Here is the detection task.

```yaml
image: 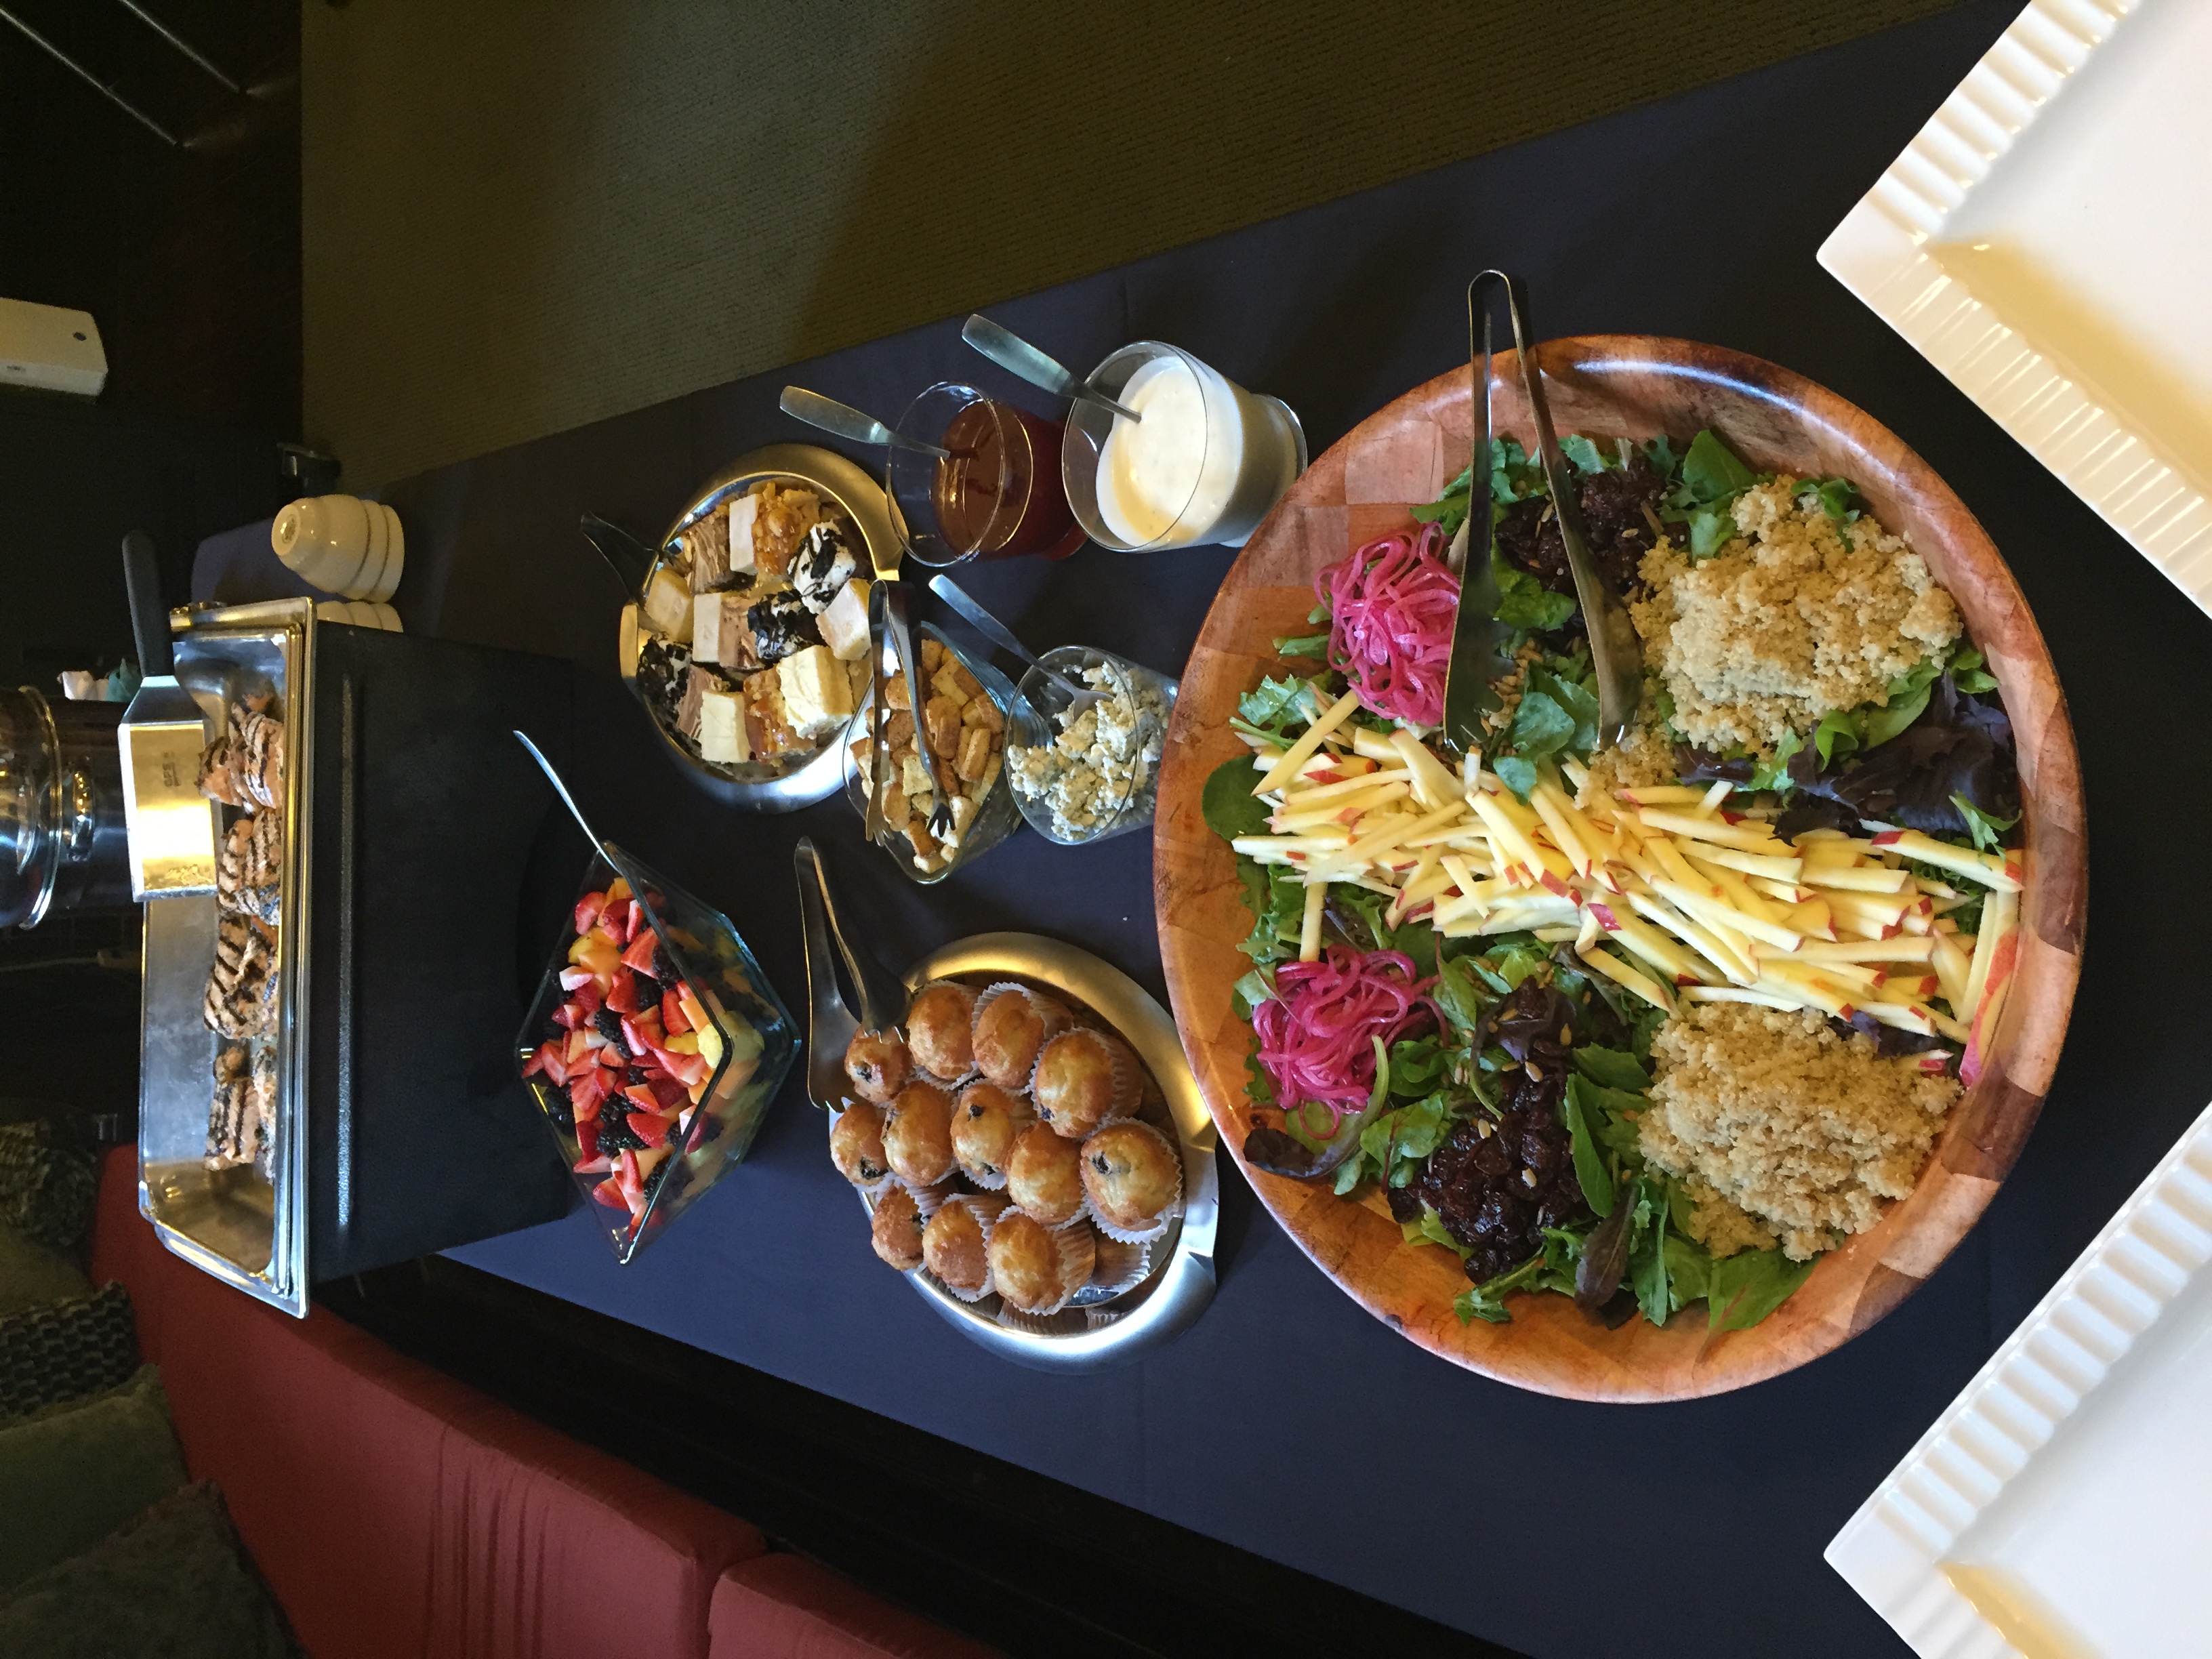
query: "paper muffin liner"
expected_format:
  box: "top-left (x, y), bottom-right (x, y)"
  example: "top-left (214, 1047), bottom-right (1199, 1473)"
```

top-left (924, 1192), bottom-right (1009, 1303)
top-left (897, 1174), bottom-right (960, 1217)
top-left (989, 1212), bottom-right (1098, 1318)
top-left (905, 979), bottom-right (979, 1083)
top-left (994, 1305), bottom-right (1076, 1337)
top-left (1085, 1229), bottom-right (1154, 1297)
top-left (951, 1081), bottom-right (1037, 1191)
top-left (1029, 1027), bottom-right (1141, 1140)
top-left (971, 981), bottom-right (1073, 1088)
top-left (1080, 1120), bottom-right (1186, 1246)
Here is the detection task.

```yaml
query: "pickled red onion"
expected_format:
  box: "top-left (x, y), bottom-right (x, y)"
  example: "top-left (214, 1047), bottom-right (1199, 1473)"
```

top-left (1253, 945), bottom-right (1440, 1139)
top-left (1319, 523), bottom-right (1459, 727)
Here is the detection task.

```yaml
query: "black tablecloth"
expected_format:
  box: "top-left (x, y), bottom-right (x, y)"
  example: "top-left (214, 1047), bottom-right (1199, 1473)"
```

top-left (196, 6), bottom-right (2209, 1654)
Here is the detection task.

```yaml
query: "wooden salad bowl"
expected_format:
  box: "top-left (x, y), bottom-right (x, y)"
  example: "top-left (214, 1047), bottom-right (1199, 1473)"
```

top-left (1152, 337), bottom-right (2086, 1401)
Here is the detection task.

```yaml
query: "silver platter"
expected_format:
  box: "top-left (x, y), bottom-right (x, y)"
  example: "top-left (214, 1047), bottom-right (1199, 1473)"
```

top-left (843, 932), bottom-right (1218, 1372)
top-left (139, 597), bottom-right (316, 1319)
top-left (619, 443), bottom-right (893, 813)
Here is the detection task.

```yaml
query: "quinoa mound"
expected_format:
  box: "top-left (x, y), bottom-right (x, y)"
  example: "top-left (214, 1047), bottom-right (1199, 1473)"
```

top-left (1637, 1003), bottom-right (1959, 1261)
top-left (1629, 479), bottom-right (1961, 754)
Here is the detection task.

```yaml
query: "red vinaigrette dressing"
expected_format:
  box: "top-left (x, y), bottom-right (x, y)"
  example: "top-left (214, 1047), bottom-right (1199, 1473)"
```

top-left (931, 400), bottom-right (1084, 560)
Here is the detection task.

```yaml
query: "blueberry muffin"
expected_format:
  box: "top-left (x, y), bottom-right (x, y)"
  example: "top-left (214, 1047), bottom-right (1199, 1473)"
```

top-left (1079, 1119), bottom-right (1183, 1240)
top-left (844, 1027), bottom-right (911, 1105)
top-left (882, 1080), bottom-right (956, 1187)
top-left (830, 1102), bottom-right (892, 1188)
top-left (870, 1185), bottom-right (926, 1271)
top-left (1004, 1122), bottom-right (1087, 1228)
top-left (971, 983), bottom-right (1071, 1092)
top-left (1031, 1027), bottom-right (1139, 1139)
top-left (987, 1211), bottom-right (1097, 1315)
top-left (922, 1193), bottom-right (1008, 1301)
top-left (906, 981), bottom-right (979, 1080)
top-left (950, 1081), bottom-right (1035, 1189)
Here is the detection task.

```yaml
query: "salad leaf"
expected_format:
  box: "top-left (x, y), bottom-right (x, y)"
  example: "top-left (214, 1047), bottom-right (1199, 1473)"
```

top-left (1238, 861), bottom-right (1306, 968)
top-left (1456, 1250), bottom-right (1547, 1324)
top-left (1357, 1090), bottom-right (1456, 1191)
top-left (1746, 729), bottom-right (1801, 794)
top-left (1388, 1036), bottom-right (1448, 1099)
top-left (1706, 1247), bottom-right (1818, 1332)
top-left (1273, 631), bottom-right (1330, 660)
top-left (1233, 675), bottom-right (1326, 742)
top-left (1230, 967), bottom-right (1273, 1017)
top-left (1641, 435), bottom-right (1679, 476)
top-left (1952, 793), bottom-right (2018, 853)
top-left (1409, 1204), bottom-right (1473, 1260)
top-left (1686, 509), bottom-right (1740, 560)
top-left (1528, 663), bottom-right (1601, 753)
top-left (1572, 1045), bottom-right (1650, 1092)
top-left (1559, 433), bottom-right (1610, 476)
top-left (1562, 1079), bottom-right (1615, 1218)
top-left (1491, 754), bottom-right (1539, 802)
top-left (1471, 935), bottom-right (1549, 994)
top-left (1489, 437), bottom-right (1543, 506)
top-left (1433, 954), bottom-right (1491, 1033)
top-left (1796, 476), bottom-right (1861, 525)
top-left (1678, 430), bottom-right (1758, 504)
top-left (1948, 647), bottom-right (1999, 695)
top-left (1574, 1189), bottom-right (1633, 1309)
top-left (1814, 709), bottom-right (1860, 770)
top-left (1491, 550), bottom-right (1578, 633)
top-left (1507, 691), bottom-right (1576, 760)
top-left (1201, 757), bottom-right (1271, 841)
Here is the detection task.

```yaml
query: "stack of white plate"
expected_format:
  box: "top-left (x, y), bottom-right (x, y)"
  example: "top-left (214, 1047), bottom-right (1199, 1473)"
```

top-left (271, 495), bottom-right (403, 602)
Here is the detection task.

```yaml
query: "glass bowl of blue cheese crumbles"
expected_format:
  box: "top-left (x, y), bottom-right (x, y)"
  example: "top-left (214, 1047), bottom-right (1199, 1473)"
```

top-left (1007, 647), bottom-right (1176, 846)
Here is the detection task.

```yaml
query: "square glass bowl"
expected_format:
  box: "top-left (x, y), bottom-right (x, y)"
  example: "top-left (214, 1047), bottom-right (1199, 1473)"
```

top-left (1006, 645), bottom-right (1178, 846)
top-left (515, 844), bottom-right (798, 1262)
top-left (840, 622), bottom-right (1038, 884)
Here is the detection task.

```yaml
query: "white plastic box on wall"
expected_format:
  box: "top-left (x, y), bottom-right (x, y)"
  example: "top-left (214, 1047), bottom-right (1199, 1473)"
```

top-left (0, 296), bottom-right (108, 397)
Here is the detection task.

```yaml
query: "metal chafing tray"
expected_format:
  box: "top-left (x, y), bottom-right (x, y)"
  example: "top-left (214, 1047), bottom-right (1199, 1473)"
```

top-left (138, 598), bottom-right (579, 1316)
top-left (140, 599), bottom-right (311, 1315)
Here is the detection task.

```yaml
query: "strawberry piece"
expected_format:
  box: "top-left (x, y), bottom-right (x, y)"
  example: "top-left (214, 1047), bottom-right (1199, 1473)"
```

top-left (572, 979), bottom-right (605, 1015)
top-left (573, 1153), bottom-right (613, 1176)
top-left (655, 1048), bottom-right (709, 1089)
top-left (558, 966), bottom-right (594, 991)
top-left (520, 1042), bottom-right (550, 1078)
top-left (648, 1074), bottom-right (688, 1113)
top-left (590, 1177), bottom-right (628, 1210)
top-left (573, 892), bottom-right (606, 935)
top-left (575, 1118), bottom-right (600, 1160)
top-left (550, 1003), bottom-right (579, 1031)
top-left (628, 1111), bottom-right (670, 1148)
top-left (624, 901), bottom-right (646, 945)
top-left (623, 1083), bottom-right (659, 1111)
top-left (661, 989), bottom-right (689, 1034)
top-left (620, 933), bottom-right (659, 975)
top-left (605, 973), bottom-right (640, 1015)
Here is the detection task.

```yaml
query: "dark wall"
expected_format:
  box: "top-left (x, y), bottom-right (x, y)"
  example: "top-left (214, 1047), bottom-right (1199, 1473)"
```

top-left (0, 0), bottom-right (301, 684)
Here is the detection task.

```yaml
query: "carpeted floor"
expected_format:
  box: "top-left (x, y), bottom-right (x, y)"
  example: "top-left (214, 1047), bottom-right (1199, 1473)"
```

top-left (302, 0), bottom-right (1962, 489)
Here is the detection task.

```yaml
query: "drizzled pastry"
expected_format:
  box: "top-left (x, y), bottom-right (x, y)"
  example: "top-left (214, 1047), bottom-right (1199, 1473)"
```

top-left (216, 811), bottom-right (282, 924)
top-left (203, 914), bottom-right (276, 1038)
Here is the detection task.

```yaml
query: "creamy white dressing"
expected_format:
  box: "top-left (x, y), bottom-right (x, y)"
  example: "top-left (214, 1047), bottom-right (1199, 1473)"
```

top-left (1095, 355), bottom-right (1242, 547)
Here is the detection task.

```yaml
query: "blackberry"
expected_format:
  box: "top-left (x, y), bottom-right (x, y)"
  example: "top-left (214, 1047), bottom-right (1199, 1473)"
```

top-left (625, 1065), bottom-right (649, 1087)
top-left (652, 944), bottom-right (678, 985)
top-left (544, 1097), bottom-right (574, 1132)
top-left (631, 970), bottom-right (661, 1007)
top-left (593, 1007), bottom-right (629, 1050)
top-left (598, 1109), bottom-right (644, 1153)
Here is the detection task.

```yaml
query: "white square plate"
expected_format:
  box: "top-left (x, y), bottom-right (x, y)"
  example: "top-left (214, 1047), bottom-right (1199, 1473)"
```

top-left (1826, 1094), bottom-right (2212, 1658)
top-left (1818, 0), bottom-right (2212, 616)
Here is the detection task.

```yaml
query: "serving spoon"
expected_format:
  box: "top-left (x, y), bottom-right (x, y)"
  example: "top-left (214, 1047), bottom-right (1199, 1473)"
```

top-left (960, 314), bottom-right (1142, 425)
top-left (779, 386), bottom-right (949, 459)
top-left (926, 574), bottom-right (1097, 717)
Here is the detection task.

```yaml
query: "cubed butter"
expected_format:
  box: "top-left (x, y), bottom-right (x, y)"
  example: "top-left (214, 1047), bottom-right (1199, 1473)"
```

top-left (698, 688), bottom-right (750, 764)
top-left (777, 643), bottom-right (855, 739)
top-left (817, 577), bottom-right (872, 661)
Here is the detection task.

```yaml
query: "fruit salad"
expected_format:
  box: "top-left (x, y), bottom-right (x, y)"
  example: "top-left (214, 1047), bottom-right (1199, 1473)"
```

top-left (520, 874), bottom-right (758, 1227)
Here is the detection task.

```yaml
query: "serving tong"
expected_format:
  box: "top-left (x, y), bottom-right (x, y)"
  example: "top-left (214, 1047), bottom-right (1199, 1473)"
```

top-left (1441, 271), bottom-right (1643, 756)
top-left (794, 837), bottom-right (909, 1112)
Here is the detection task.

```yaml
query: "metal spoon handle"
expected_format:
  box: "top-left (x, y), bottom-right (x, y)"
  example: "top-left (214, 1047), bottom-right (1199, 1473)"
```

top-left (794, 838), bottom-right (859, 1109)
top-left (779, 386), bottom-right (949, 459)
top-left (960, 314), bottom-right (1142, 424)
top-left (513, 731), bottom-right (602, 848)
top-left (926, 575), bottom-right (1088, 703)
top-left (802, 834), bottom-right (907, 1033)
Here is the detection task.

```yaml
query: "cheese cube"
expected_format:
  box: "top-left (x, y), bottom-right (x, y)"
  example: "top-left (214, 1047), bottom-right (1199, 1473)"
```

top-left (642, 568), bottom-right (691, 641)
top-left (729, 493), bottom-right (760, 576)
top-left (697, 689), bottom-right (750, 764)
top-left (693, 593), bottom-right (745, 665)
top-left (778, 644), bottom-right (855, 739)
top-left (818, 578), bottom-right (872, 661)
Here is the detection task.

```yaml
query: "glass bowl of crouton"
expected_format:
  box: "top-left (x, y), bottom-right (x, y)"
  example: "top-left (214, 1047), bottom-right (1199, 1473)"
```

top-left (840, 623), bottom-right (1042, 883)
